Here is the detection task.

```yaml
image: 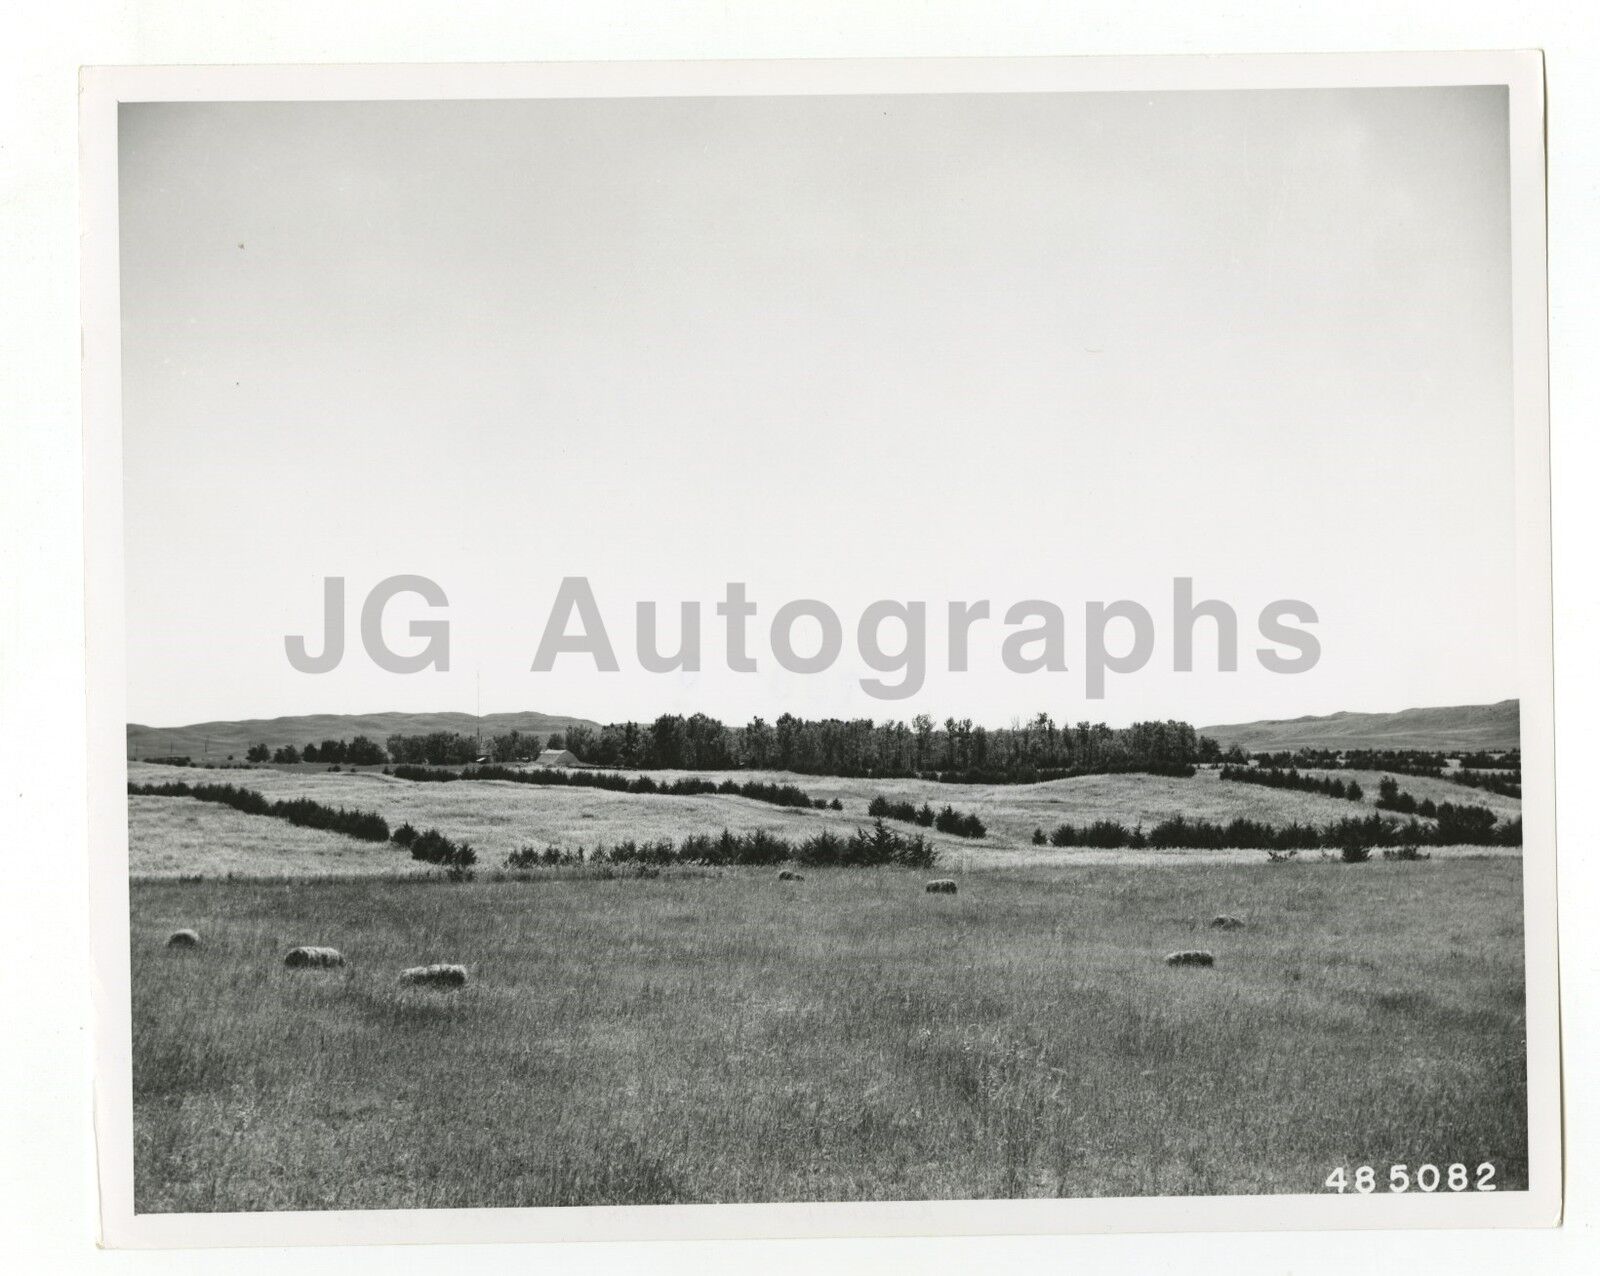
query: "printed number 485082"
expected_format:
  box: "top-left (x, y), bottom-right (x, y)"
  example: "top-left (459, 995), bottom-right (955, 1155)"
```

top-left (1324, 1163), bottom-right (1496, 1193)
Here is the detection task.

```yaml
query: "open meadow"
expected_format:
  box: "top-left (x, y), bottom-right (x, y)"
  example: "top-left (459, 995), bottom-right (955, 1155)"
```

top-left (132, 858), bottom-right (1527, 1210)
top-left (126, 759), bottom-right (1528, 1209)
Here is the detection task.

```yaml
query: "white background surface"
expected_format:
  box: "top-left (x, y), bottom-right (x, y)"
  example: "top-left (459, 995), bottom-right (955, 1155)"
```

top-left (2, 3), bottom-right (1595, 1272)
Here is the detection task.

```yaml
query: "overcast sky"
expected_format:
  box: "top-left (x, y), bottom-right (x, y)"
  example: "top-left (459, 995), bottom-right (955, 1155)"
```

top-left (118, 88), bottom-right (1515, 729)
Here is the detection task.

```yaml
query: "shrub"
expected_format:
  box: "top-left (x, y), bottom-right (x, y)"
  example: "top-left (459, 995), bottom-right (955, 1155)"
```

top-left (867, 795), bottom-right (986, 838)
top-left (408, 827), bottom-right (476, 871)
top-left (1433, 802), bottom-right (1501, 845)
top-left (504, 843), bottom-right (583, 869)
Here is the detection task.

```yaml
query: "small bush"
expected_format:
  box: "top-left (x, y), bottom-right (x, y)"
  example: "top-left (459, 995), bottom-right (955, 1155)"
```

top-left (867, 794), bottom-right (986, 838)
top-left (409, 827), bottom-right (476, 872)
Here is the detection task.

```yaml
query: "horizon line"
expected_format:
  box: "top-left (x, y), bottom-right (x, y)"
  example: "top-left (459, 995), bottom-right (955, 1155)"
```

top-left (126, 696), bottom-right (1521, 736)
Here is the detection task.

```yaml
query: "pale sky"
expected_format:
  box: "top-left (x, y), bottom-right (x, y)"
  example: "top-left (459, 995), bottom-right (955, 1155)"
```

top-left (118, 88), bottom-right (1516, 729)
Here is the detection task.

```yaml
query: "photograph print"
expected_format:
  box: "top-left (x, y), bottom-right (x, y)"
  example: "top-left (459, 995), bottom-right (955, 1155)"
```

top-left (84, 54), bottom-right (1558, 1243)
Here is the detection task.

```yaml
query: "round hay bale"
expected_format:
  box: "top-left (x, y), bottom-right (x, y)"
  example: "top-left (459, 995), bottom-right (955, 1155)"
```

top-left (924, 879), bottom-right (958, 894)
top-left (1165, 950), bottom-right (1215, 968)
top-left (1209, 915), bottom-right (1245, 930)
top-left (399, 963), bottom-right (468, 989)
top-left (284, 945), bottom-right (345, 969)
top-left (166, 928), bottom-right (200, 948)
top-left (777, 869), bottom-right (805, 882)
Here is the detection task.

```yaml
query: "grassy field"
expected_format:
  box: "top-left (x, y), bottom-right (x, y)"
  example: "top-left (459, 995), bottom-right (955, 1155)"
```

top-left (128, 760), bottom-right (1520, 875)
top-left (129, 796), bottom-right (408, 877)
top-left (131, 857), bottom-right (1526, 1211)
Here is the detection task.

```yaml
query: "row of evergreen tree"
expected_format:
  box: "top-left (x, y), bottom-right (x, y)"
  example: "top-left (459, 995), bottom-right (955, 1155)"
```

top-left (1450, 769), bottom-right (1522, 799)
top-left (1457, 751), bottom-right (1522, 771)
top-left (504, 821), bottom-right (938, 871)
top-left (128, 781), bottom-right (390, 842)
top-left (1370, 778), bottom-right (1514, 840)
top-left (389, 763), bottom-right (837, 811)
top-left (1251, 748), bottom-right (1447, 777)
top-left (1034, 805), bottom-right (1518, 851)
top-left (1219, 765), bottom-right (1364, 801)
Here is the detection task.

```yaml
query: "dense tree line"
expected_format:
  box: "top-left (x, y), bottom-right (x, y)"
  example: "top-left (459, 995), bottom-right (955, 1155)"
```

top-left (389, 763), bottom-right (836, 811)
top-left (503, 820), bottom-right (937, 871)
top-left (1219, 765), bottom-right (1363, 801)
top-left (563, 713), bottom-right (1217, 779)
top-left (384, 732), bottom-right (485, 766)
top-left (128, 780), bottom-right (390, 842)
top-left (235, 713), bottom-right (1221, 782)
top-left (1039, 805), bottom-right (1518, 852)
top-left (485, 729), bottom-right (544, 762)
top-left (866, 796), bottom-right (986, 838)
top-left (309, 736), bottom-right (386, 765)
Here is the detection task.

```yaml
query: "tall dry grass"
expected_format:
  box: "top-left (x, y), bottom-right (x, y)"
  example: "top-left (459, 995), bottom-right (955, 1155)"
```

top-left (132, 858), bottom-right (1527, 1210)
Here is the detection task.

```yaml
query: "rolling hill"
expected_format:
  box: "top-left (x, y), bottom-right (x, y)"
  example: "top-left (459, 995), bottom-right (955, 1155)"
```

top-left (126, 710), bottom-right (600, 761)
top-left (1200, 699), bottom-right (1519, 752)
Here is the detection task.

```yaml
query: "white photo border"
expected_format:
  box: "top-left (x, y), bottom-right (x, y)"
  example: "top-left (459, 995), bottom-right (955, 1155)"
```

top-left (80, 50), bottom-right (1559, 1248)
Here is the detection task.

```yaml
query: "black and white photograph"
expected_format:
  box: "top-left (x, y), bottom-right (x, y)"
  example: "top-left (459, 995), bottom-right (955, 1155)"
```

top-left (75, 52), bottom-right (1559, 1247)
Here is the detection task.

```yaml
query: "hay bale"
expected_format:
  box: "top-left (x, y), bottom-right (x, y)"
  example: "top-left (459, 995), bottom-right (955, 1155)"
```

top-left (1209, 915), bottom-right (1245, 930)
top-left (925, 879), bottom-right (958, 894)
top-left (777, 869), bottom-right (805, 882)
top-left (399, 963), bottom-right (468, 988)
top-left (1165, 950), bottom-right (1215, 967)
top-left (284, 945), bottom-right (345, 969)
top-left (166, 928), bottom-right (200, 948)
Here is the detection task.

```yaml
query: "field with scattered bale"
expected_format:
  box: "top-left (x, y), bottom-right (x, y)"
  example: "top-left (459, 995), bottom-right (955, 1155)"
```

top-left (130, 856), bottom-right (1527, 1211)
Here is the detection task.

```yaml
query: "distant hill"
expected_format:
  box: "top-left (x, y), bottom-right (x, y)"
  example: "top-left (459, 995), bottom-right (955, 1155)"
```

top-left (126, 710), bottom-right (601, 761)
top-left (1201, 700), bottom-right (1519, 752)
